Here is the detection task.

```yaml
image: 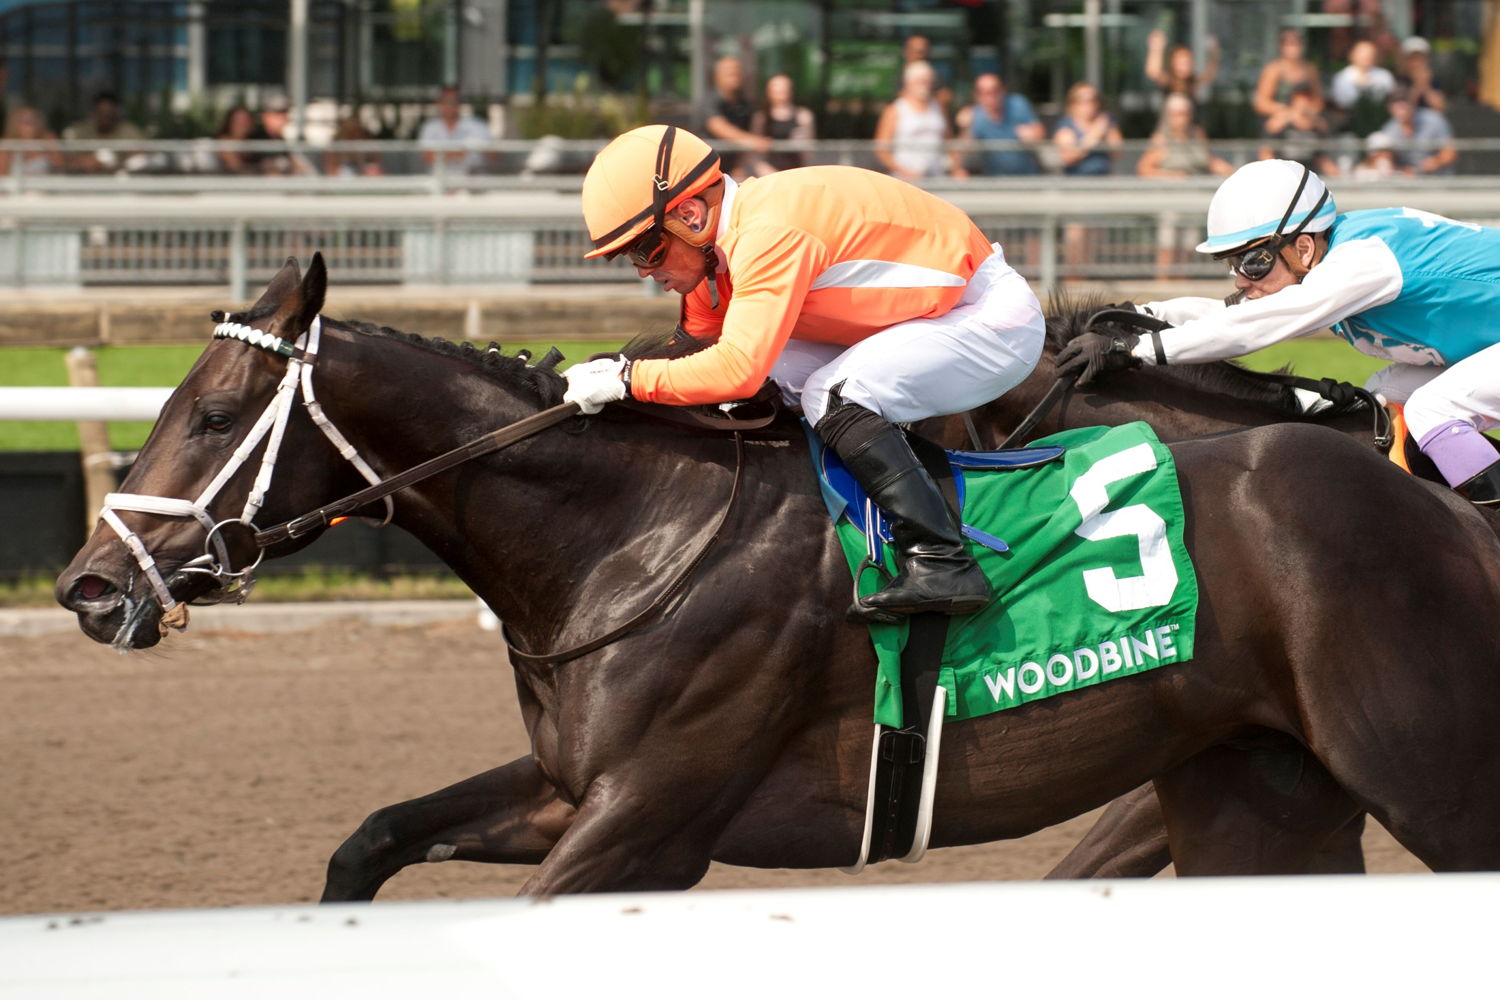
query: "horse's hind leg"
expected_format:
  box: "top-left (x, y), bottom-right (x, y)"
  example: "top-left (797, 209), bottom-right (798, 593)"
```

top-left (1047, 781), bottom-right (1367, 879)
top-left (1045, 784), bottom-right (1172, 879)
top-left (322, 755), bottom-right (573, 902)
top-left (1155, 739), bottom-right (1363, 876)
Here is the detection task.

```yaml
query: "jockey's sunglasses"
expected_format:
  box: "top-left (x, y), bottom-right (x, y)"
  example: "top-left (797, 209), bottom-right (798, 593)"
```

top-left (1218, 242), bottom-right (1281, 282)
top-left (621, 226), bottom-right (670, 269)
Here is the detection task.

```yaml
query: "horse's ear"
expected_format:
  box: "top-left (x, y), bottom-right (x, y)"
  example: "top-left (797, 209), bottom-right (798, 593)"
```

top-left (251, 257), bottom-right (303, 313)
top-left (297, 252), bottom-right (328, 331)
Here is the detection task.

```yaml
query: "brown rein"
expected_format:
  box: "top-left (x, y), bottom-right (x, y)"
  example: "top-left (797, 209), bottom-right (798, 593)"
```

top-left (504, 430), bottom-right (747, 666)
top-left (253, 395), bottom-right (776, 667)
top-left (254, 402), bottom-right (584, 547)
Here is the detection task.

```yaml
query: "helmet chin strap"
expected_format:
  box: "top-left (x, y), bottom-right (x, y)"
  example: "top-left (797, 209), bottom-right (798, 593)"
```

top-left (701, 244), bottom-right (720, 308)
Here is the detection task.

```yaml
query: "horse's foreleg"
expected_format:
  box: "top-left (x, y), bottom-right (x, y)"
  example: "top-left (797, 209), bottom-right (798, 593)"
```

top-left (1155, 740), bottom-right (1362, 876)
top-left (1044, 783), bottom-right (1171, 879)
top-left (321, 755), bottom-right (573, 902)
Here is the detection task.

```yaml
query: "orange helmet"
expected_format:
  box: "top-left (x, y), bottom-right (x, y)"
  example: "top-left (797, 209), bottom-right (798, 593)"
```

top-left (581, 124), bottom-right (724, 260)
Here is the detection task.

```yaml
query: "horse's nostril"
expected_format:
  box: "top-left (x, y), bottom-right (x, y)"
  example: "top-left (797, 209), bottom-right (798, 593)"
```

top-left (75, 575), bottom-right (113, 601)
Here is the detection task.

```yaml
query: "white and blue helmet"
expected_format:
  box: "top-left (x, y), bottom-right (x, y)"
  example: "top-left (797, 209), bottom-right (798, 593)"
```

top-left (1195, 159), bottom-right (1337, 255)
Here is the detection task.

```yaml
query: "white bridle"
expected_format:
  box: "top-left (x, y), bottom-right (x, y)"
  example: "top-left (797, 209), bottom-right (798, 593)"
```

top-left (100, 315), bottom-right (393, 612)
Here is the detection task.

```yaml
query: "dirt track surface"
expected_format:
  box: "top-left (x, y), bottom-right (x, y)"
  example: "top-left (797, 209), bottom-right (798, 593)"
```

top-left (2, 619), bottom-right (1424, 915)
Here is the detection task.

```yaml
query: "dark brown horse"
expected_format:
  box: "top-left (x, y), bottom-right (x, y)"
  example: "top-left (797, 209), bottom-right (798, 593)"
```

top-left (930, 296), bottom-right (1440, 879)
top-left (56, 261), bottom-right (1500, 896)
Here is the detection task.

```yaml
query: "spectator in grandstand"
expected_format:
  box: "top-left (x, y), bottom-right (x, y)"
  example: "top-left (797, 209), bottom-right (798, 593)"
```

top-left (1253, 29), bottom-right (1324, 122)
top-left (1351, 130), bottom-right (1399, 180)
top-left (63, 90), bottom-right (145, 174)
top-left (258, 95), bottom-right (314, 176)
top-left (214, 105), bottom-right (264, 175)
top-left (324, 113), bottom-right (383, 177)
top-left (1258, 82), bottom-right (1339, 176)
top-left (1144, 29), bottom-right (1219, 107)
top-left (749, 73), bottom-right (815, 175)
top-left (1328, 39), bottom-right (1397, 135)
top-left (417, 84), bottom-right (492, 175)
top-left (1137, 95), bottom-right (1233, 180)
top-left (1376, 85), bottom-right (1457, 176)
top-left (1138, 94), bottom-right (1233, 279)
top-left (703, 55), bottom-right (767, 180)
top-left (956, 72), bottom-right (1042, 176)
top-left (899, 33), bottom-right (953, 111)
top-left (1053, 81), bottom-right (1121, 279)
top-left (0, 104), bottom-right (61, 175)
top-left (1396, 36), bottom-right (1447, 112)
top-left (1052, 81), bottom-right (1121, 176)
top-left (874, 60), bottom-right (966, 180)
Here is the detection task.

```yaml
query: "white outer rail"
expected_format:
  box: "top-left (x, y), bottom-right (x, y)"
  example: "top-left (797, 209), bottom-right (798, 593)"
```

top-left (0, 387), bottom-right (172, 422)
top-left (0, 875), bottom-right (1490, 998)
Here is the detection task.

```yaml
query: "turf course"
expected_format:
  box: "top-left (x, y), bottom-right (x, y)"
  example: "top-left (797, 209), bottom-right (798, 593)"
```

top-left (0, 339), bottom-right (619, 450)
top-left (1, 336), bottom-right (1389, 451)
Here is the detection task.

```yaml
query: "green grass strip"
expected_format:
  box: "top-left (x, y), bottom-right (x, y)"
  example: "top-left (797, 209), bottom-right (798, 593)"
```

top-left (0, 338), bottom-right (626, 451)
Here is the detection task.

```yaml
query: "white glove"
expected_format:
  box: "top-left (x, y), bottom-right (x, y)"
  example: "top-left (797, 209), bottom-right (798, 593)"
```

top-left (562, 356), bottom-right (627, 414)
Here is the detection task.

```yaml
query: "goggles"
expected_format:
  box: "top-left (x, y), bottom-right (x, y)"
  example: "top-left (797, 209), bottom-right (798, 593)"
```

top-left (620, 226), bottom-right (670, 269)
top-left (1213, 164), bottom-right (1329, 283)
top-left (1219, 242), bottom-right (1282, 281)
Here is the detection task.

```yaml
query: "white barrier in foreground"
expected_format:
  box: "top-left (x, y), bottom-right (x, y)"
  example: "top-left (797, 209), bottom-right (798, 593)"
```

top-left (0, 875), bottom-right (1492, 998)
top-left (0, 387), bottom-right (172, 422)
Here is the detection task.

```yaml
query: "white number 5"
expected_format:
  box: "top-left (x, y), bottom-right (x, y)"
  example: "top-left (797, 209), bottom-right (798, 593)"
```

top-left (1069, 443), bottom-right (1179, 612)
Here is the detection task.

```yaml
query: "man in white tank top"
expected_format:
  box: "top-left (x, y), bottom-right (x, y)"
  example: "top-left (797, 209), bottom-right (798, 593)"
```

top-left (875, 61), bottom-right (965, 180)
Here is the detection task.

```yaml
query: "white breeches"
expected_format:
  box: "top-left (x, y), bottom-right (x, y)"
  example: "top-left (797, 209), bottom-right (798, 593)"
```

top-left (768, 247), bottom-right (1045, 427)
top-left (1364, 341), bottom-right (1500, 440)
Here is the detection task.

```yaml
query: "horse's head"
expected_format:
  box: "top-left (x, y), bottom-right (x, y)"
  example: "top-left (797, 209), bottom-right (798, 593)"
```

top-left (56, 253), bottom-right (364, 649)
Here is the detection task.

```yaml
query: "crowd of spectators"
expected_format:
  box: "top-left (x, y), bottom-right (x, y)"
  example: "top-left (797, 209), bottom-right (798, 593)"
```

top-left (0, 29), bottom-right (1464, 183)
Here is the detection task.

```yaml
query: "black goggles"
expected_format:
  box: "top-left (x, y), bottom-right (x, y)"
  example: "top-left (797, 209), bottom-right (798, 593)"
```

top-left (1218, 242), bottom-right (1282, 281)
top-left (620, 226), bottom-right (670, 269)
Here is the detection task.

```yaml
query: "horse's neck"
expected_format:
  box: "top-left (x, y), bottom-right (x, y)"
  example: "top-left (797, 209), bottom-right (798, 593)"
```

top-left (317, 332), bottom-right (793, 651)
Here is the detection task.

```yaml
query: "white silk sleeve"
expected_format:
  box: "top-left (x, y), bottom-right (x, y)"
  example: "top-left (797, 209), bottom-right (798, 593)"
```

top-left (1139, 297), bottom-right (1228, 326)
top-left (1129, 237), bottom-right (1405, 365)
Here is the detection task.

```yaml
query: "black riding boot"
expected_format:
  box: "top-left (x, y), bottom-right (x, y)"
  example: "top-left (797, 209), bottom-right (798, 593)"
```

top-left (1456, 460), bottom-right (1500, 505)
top-left (816, 399), bottom-right (991, 623)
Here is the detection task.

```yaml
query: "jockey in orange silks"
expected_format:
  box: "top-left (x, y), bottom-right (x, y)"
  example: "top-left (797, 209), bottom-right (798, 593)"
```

top-left (564, 125), bottom-right (1046, 622)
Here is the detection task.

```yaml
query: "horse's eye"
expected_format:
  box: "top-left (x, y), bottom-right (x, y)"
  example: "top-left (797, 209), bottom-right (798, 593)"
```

top-left (203, 412), bottom-right (234, 434)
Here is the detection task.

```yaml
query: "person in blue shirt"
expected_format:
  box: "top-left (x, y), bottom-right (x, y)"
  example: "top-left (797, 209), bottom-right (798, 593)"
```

top-left (1057, 158), bottom-right (1500, 505)
top-left (957, 73), bottom-right (1043, 176)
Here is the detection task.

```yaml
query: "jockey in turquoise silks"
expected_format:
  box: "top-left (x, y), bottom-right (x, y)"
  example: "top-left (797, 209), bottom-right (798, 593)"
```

top-left (1058, 158), bottom-right (1500, 505)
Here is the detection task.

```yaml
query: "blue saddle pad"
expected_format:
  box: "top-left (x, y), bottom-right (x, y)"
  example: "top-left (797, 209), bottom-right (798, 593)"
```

top-left (808, 425), bottom-right (1064, 557)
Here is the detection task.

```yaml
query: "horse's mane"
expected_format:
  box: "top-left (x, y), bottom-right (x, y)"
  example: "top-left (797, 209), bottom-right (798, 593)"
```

top-left (1045, 291), bottom-right (1302, 417)
top-left (327, 318), bottom-right (714, 410)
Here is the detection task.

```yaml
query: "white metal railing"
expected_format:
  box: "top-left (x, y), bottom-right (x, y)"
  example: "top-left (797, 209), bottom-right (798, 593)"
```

top-left (1, 162), bottom-right (1497, 296)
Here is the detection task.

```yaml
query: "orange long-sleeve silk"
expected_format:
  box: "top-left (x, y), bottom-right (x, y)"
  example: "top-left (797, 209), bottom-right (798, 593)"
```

top-left (629, 165), bottom-right (996, 405)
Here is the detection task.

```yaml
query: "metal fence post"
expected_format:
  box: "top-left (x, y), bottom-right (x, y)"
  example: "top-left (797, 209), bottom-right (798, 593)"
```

top-left (1040, 216), bottom-right (1058, 292)
top-left (229, 219), bottom-right (248, 302)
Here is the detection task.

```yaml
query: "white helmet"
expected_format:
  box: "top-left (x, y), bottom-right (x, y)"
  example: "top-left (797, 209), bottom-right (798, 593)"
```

top-left (1196, 159), bottom-right (1337, 255)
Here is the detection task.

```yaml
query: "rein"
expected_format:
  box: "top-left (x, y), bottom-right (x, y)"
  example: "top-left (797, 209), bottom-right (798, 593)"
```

top-left (1226, 367), bottom-right (1393, 449)
top-left (1010, 308), bottom-right (1394, 451)
top-left (103, 316), bottom-right (394, 612)
top-left (503, 432), bottom-right (748, 666)
top-left (253, 397), bottom-right (777, 546)
top-left (254, 395), bottom-right (767, 667)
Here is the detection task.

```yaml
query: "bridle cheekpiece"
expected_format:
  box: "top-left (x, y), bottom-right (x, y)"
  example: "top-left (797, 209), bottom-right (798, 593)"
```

top-left (99, 314), bottom-right (393, 613)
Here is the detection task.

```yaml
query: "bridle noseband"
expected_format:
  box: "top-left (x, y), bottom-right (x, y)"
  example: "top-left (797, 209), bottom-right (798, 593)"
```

top-left (101, 316), bottom-right (393, 612)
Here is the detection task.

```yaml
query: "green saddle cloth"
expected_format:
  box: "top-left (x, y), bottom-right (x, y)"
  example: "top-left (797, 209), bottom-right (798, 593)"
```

top-left (830, 422), bottom-right (1200, 728)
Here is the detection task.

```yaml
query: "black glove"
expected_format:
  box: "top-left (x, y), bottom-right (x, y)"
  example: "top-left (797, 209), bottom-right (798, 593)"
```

top-left (1055, 331), bottom-right (1142, 386)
